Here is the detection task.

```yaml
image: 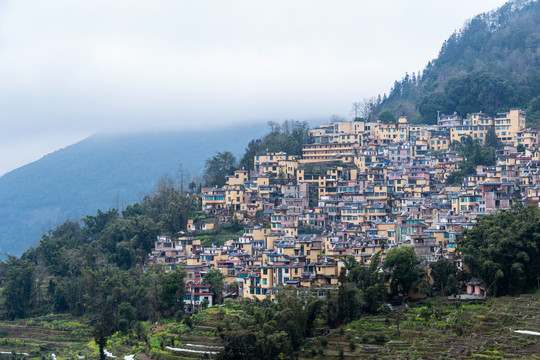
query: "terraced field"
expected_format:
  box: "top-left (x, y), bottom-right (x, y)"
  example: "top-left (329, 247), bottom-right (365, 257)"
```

top-left (298, 293), bottom-right (540, 360)
top-left (1, 293), bottom-right (538, 359)
top-left (0, 315), bottom-right (91, 359)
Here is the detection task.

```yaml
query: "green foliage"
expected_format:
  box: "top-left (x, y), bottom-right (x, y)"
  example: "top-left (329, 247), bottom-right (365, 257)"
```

top-left (458, 203), bottom-right (540, 296)
top-left (203, 270), bottom-right (226, 305)
top-left (377, 110), bottom-right (396, 123)
top-left (203, 151), bottom-right (237, 187)
top-left (446, 135), bottom-right (497, 185)
top-left (238, 120), bottom-right (310, 171)
top-left (429, 259), bottom-right (460, 296)
top-left (0, 177), bottom-right (193, 330)
top-left (383, 247), bottom-right (424, 299)
top-left (326, 254), bottom-right (386, 327)
top-left (1, 256), bottom-right (35, 319)
top-left (418, 92), bottom-right (455, 124)
top-left (375, 1), bottom-right (540, 122)
top-left (445, 71), bottom-right (517, 116)
top-left (218, 290), bottom-right (323, 360)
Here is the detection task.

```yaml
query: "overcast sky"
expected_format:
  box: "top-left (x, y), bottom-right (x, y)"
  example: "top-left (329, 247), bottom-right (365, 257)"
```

top-left (0, 0), bottom-right (508, 176)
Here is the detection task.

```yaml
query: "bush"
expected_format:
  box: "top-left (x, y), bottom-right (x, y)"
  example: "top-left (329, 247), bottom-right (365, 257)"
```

top-left (320, 338), bottom-right (328, 348)
top-left (362, 334), bottom-right (371, 343)
top-left (349, 339), bottom-right (356, 351)
top-left (375, 333), bottom-right (388, 344)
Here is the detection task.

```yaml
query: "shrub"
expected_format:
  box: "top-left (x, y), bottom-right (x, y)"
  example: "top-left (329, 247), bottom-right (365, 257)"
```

top-left (375, 333), bottom-right (388, 344)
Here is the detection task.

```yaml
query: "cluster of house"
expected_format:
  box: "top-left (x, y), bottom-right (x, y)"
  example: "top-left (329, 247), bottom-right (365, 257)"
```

top-left (145, 108), bottom-right (539, 308)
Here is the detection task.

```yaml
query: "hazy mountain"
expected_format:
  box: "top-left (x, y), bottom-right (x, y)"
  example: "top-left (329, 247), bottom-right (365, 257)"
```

top-left (374, 0), bottom-right (540, 124)
top-left (0, 124), bottom-right (267, 256)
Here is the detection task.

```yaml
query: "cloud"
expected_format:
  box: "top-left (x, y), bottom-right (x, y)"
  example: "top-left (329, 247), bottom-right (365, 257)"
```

top-left (0, 0), bottom-right (508, 174)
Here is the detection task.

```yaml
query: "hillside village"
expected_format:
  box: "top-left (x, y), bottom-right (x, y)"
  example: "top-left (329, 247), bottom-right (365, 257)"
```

top-left (145, 108), bottom-right (538, 308)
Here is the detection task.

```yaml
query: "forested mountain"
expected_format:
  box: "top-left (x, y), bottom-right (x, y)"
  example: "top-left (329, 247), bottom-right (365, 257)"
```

top-left (0, 124), bottom-right (267, 256)
top-left (374, 0), bottom-right (540, 124)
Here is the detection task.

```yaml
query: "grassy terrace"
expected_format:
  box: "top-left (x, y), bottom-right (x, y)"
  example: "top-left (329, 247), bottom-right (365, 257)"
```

top-left (299, 293), bottom-right (540, 360)
top-left (0, 293), bottom-right (538, 359)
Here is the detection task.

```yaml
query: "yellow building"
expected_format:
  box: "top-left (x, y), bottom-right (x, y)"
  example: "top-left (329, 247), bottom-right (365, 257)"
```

top-left (494, 109), bottom-right (526, 145)
top-left (254, 152), bottom-right (299, 176)
top-left (202, 188), bottom-right (226, 212)
top-left (516, 128), bottom-right (539, 149)
top-left (225, 188), bottom-right (244, 210)
top-left (429, 136), bottom-right (450, 151)
top-left (409, 125), bottom-right (431, 141)
top-left (450, 112), bottom-right (493, 143)
top-left (226, 170), bottom-right (249, 186)
top-left (300, 142), bottom-right (357, 163)
top-left (375, 117), bottom-right (409, 144)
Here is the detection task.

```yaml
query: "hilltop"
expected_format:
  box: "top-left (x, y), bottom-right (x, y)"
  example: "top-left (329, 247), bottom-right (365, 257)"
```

top-left (0, 124), bottom-right (267, 256)
top-left (374, 0), bottom-right (540, 124)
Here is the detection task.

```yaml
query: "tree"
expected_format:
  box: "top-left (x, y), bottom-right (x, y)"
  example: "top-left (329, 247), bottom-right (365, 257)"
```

top-left (176, 163), bottom-right (190, 194)
top-left (2, 257), bottom-right (35, 319)
top-left (418, 92), bottom-right (455, 125)
top-left (351, 102), bottom-right (362, 120)
top-left (93, 315), bottom-right (114, 360)
top-left (458, 203), bottom-right (540, 296)
top-left (338, 254), bottom-right (386, 316)
top-left (359, 97), bottom-right (377, 122)
top-left (203, 269), bottom-right (226, 305)
top-left (484, 127), bottom-right (502, 150)
top-left (445, 71), bottom-right (517, 116)
top-left (383, 247), bottom-right (424, 299)
top-left (159, 268), bottom-right (186, 318)
top-left (203, 152), bottom-right (237, 188)
top-left (377, 110), bottom-right (396, 124)
top-left (429, 259), bottom-right (459, 296)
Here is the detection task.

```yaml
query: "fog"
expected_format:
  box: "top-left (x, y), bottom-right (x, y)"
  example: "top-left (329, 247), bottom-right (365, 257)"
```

top-left (0, 0), bottom-right (508, 175)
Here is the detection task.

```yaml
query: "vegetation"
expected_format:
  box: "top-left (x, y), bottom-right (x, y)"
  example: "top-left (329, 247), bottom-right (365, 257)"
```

top-left (383, 247), bottom-right (425, 300)
top-left (298, 293), bottom-right (540, 359)
top-left (239, 120), bottom-right (310, 171)
top-left (0, 126), bottom-right (265, 257)
top-left (458, 203), bottom-right (540, 296)
top-left (203, 152), bottom-right (238, 188)
top-left (373, 1), bottom-right (540, 124)
top-left (445, 135), bottom-right (498, 186)
top-left (218, 290), bottom-right (324, 360)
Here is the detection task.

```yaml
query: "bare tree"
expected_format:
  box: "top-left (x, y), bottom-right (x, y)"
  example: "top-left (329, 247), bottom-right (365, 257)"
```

top-left (351, 102), bottom-right (362, 120)
top-left (176, 163), bottom-right (190, 195)
top-left (330, 114), bottom-right (346, 123)
top-left (359, 97), bottom-right (377, 122)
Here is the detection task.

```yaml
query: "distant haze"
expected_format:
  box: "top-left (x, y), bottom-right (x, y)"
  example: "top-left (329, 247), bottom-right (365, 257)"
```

top-left (0, 0), bottom-right (507, 176)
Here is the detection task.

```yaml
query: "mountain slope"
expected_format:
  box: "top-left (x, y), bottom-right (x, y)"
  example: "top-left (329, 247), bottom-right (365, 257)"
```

top-left (0, 124), bottom-right (267, 256)
top-left (375, 0), bottom-right (540, 124)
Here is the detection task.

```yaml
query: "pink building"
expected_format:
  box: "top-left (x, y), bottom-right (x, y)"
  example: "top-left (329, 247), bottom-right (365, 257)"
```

top-left (465, 278), bottom-right (486, 298)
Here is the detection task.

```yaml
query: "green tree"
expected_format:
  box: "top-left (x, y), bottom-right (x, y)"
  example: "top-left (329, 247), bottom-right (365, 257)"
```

top-left (384, 247), bottom-right (424, 299)
top-left (377, 110), bottom-right (397, 123)
top-left (159, 268), bottom-right (186, 318)
top-left (2, 257), bottom-right (35, 319)
top-left (445, 71), bottom-right (517, 116)
top-left (418, 92), bottom-right (455, 124)
top-left (458, 203), bottom-right (540, 296)
top-left (484, 127), bottom-right (502, 150)
top-left (203, 269), bottom-right (226, 305)
top-left (93, 314), bottom-right (114, 360)
top-left (429, 259), bottom-right (458, 296)
top-left (203, 152), bottom-right (237, 187)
